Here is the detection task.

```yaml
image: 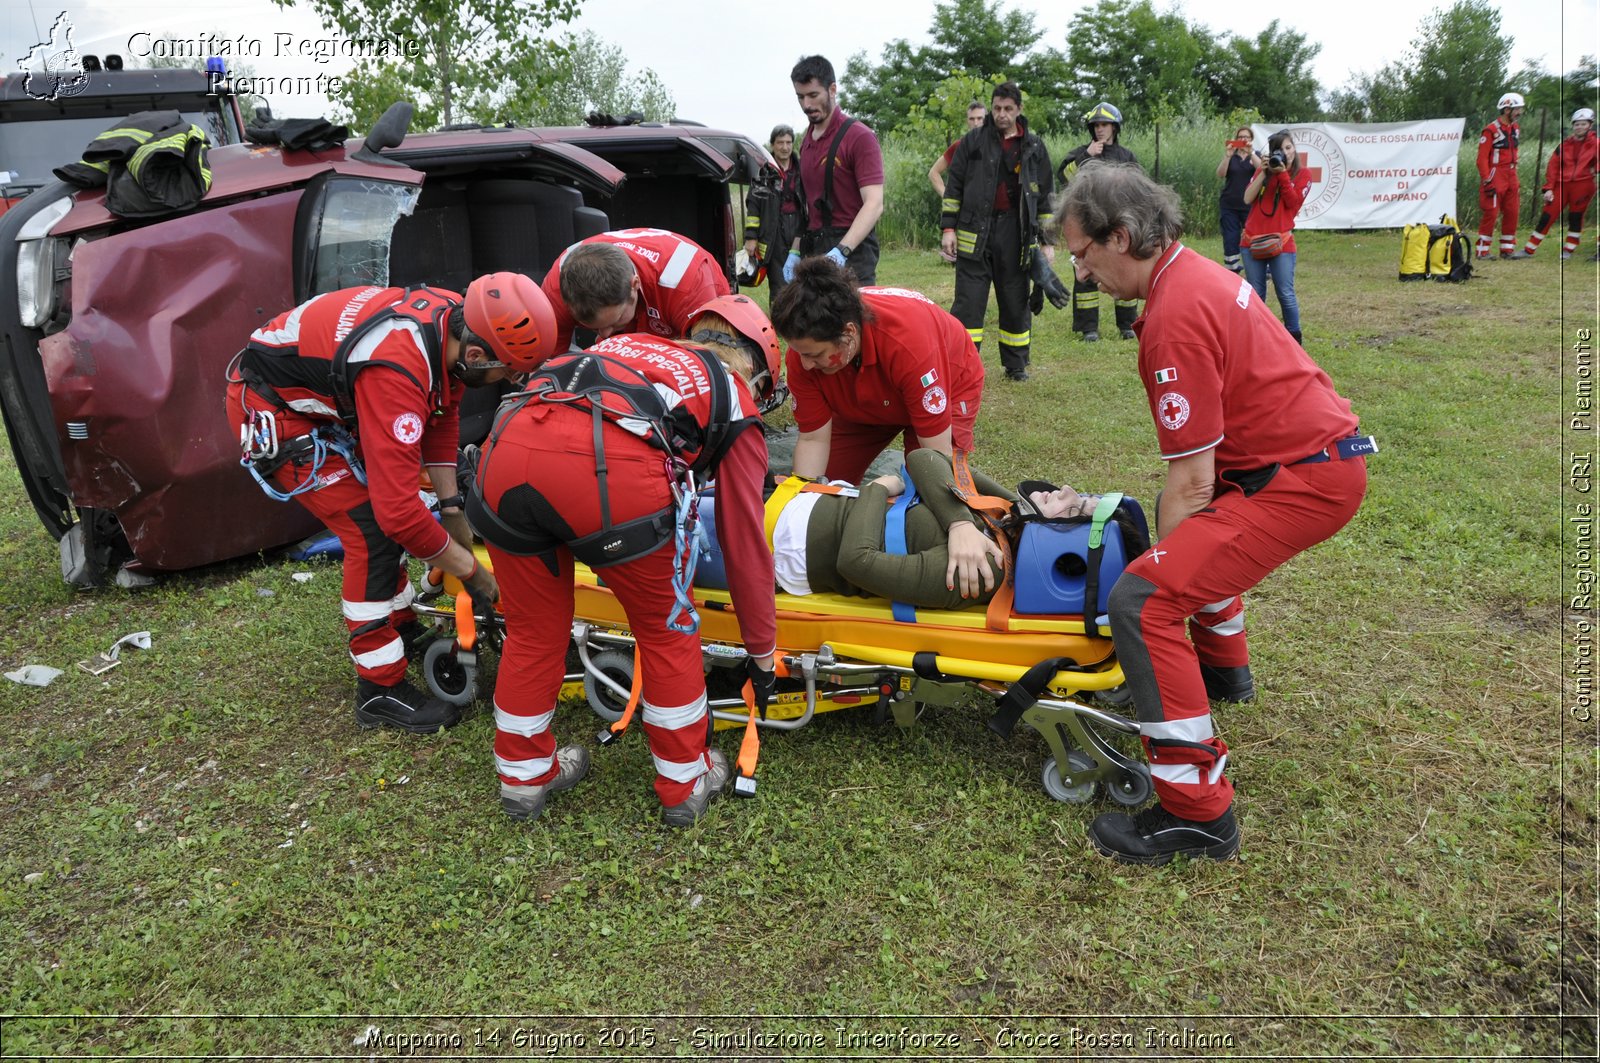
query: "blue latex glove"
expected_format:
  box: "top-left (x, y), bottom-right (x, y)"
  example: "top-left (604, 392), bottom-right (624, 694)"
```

top-left (782, 250), bottom-right (801, 283)
top-left (824, 246), bottom-right (848, 268)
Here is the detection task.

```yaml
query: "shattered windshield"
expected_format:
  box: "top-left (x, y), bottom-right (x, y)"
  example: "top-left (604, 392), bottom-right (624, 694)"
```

top-left (309, 180), bottom-right (419, 293)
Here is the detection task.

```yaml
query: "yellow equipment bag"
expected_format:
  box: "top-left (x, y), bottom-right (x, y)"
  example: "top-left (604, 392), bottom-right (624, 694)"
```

top-left (1399, 222), bottom-right (1430, 280)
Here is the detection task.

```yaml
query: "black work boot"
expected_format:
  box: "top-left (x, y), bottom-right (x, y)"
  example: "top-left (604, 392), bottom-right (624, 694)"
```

top-left (1081, 330), bottom-right (1100, 343)
top-left (355, 678), bottom-right (462, 734)
top-left (1088, 803), bottom-right (1240, 865)
top-left (1200, 663), bottom-right (1255, 704)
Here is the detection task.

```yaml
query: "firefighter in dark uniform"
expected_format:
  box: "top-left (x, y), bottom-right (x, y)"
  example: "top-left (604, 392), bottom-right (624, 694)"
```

top-left (940, 82), bottom-right (1056, 382)
top-left (1058, 102), bottom-right (1141, 341)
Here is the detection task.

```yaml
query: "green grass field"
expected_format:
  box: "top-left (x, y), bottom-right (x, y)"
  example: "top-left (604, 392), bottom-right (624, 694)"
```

top-left (0, 236), bottom-right (1593, 1057)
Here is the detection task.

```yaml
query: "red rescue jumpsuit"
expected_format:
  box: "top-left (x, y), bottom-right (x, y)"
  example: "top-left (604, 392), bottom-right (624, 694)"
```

top-left (225, 286), bottom-right (462, 686)
top-left (477, 335), bottom-right (777, 807)
top-left (541, 228), bottom-right (730, 352)
top-left (1524, 130), bottom-right (1599, 257)
top-left (1111, 245), bottom-right (1367, 822)
top-left (1476, 117), bottom-right (1521, 257)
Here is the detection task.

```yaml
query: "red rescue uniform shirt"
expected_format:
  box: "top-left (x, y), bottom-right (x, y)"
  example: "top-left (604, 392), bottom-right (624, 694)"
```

top-left (541, 229), bottom-right (729, 352)
top-left (1477, 117), bottom-right (1521, 184)
top-left (786, 287), bottom-right (984, 444)
top-left (1546, 130), bottom-right (1599, 192)
top-left (1133, 244), bottom-right (1358, 471)
top-left (241, 286), bottom-right (461, 562)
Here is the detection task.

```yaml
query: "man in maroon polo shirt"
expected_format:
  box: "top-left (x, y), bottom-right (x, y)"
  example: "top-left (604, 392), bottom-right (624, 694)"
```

top-left (1054, 163), bottom-right (1373, 866)
top-left (782, 54), bottom-right (885, 285)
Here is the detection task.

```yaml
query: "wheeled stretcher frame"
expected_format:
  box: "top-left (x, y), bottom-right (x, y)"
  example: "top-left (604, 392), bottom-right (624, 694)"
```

top-left (412, 559), bottom-right (1152, 806)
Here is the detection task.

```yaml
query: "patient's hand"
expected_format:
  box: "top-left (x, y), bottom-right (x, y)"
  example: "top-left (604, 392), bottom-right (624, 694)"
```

top-left (946, 520), bottom-right (1005, 599)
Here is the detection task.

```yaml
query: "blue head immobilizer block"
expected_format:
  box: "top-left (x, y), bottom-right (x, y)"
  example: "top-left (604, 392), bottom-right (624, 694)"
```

top-left (1011, 520), bottom-right (1130, 616)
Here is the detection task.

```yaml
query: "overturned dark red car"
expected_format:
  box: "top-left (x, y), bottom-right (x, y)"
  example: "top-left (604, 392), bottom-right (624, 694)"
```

top-left (0, 106), bottom-right (769, 584)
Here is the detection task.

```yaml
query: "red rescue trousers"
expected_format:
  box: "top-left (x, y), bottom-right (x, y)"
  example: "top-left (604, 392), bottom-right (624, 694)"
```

top-left (1108, 457), bottom-right (1367, 821)
top-left (228, 382), bottom-right (415, 687)
top-left (1526, 181), bottom-right (1598, 255)
top-left (1476, 174), bottom-right (1521, 253)
top-left (481, 405), bottom-right (715, 806)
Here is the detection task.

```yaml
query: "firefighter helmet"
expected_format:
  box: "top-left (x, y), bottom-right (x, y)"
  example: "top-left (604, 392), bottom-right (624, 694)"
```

top-left (1574, 108), bottom-right (1596, 124)
top-left (684, 294), bottom-right (783, 411)
top-left (1497, 92), bottom-right (1525, 112)
top-left (464, 271), bottom-right (558, 373)
top-left (1083, 101), bottom-right (1123, 131)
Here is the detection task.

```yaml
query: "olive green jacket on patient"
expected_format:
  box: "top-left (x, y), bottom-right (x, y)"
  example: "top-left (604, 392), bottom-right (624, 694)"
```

top-left (800, 448), bottom-right (1015, 611)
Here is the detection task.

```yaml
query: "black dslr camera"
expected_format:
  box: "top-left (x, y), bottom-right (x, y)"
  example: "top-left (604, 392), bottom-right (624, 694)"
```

top-left (1268, 150), bottom-right (1288, 168)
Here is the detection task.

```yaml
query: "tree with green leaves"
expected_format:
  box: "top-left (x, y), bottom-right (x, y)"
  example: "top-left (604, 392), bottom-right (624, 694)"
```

top-left (1063, 0), bottom-right (1221, 122)
top-left (1404, 0), bottom-right (1513, 121)
top-left (273, 0), bottom-right (579, 130)
top-left (841, 0), bottom-right (1073, 136)
top-left (492, 31), bottom-right (676, 127)
top-left (1213, 21), bottom-right (1322, 121)
top-left (1330, 0), bottom-right (1514, 122)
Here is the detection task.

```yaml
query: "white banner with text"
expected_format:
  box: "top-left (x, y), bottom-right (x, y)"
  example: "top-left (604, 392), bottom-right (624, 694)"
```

top-left (1249, 120), bottom-right (1466, 229)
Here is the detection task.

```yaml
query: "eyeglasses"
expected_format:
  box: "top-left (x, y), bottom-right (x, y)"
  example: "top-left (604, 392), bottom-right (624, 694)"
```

top-left (1065, 237), bottom-right (1096, 260)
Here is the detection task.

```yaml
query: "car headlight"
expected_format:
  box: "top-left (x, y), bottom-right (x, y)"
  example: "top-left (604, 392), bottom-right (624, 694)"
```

top-left (15, 196), bottom-right (71, 329)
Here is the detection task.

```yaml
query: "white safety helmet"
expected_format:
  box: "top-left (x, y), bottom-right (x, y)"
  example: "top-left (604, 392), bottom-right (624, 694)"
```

top-left (1497, 92), bottom-right (1525, 111)
top-left (1575, 108), bottom-right (1597, 124)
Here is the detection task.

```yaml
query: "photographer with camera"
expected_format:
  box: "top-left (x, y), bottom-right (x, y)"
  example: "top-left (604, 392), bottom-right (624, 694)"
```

top-left (1240, 130), bottom-right (1311, 345)
top-left (1216, 126), bottom-right (1255, 273)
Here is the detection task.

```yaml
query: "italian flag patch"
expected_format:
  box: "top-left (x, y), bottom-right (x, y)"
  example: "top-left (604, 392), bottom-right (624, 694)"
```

top-left (1155, 367), bottom-right (1178, 384)
top-left (920, 369), bottom-right (938, 388)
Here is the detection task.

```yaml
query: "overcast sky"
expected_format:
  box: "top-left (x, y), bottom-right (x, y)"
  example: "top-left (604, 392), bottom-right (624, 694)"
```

top-left (4, 0), bottom-right (1595, 137)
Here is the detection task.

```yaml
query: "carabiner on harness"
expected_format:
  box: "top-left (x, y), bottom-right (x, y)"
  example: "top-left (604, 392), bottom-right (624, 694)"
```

top-left (243, 423), bottom-right (368, 502)
top-left (665, 462), bottom-right (704, 635)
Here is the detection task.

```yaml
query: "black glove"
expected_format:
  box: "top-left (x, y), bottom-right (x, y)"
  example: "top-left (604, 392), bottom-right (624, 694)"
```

top-left (745, 656), bottom-right (777, 720)
top-left (1029, 283), bottom-right (1044, 315)
top-left (463, 559), bottom-right (499, 621)
top-left (1030, 253), bottom-right (1072, 309)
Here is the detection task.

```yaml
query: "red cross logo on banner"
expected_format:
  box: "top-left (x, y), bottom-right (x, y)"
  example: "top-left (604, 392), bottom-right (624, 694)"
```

top-left (1298, 151), bottom-right (1322, 185)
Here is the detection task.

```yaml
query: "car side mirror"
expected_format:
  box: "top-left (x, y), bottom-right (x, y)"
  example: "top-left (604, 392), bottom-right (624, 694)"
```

top-left (352, 101), bottom-right (414, 164)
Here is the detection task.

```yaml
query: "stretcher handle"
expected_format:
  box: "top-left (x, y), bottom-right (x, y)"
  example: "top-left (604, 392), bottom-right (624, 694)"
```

top-left (609, 644), bottom-right (644, 738)
top-left (734, 659), bottom-right (787, 786)
top-left (454, 590), bottom-right (477, 652)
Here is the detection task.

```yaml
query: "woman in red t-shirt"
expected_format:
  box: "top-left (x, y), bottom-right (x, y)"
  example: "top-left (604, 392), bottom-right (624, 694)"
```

top-left (1240, 129), bottom-right (1312, 344)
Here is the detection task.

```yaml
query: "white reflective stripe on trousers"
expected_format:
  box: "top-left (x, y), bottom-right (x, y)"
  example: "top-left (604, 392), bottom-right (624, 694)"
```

top-left (497, 753), bottom-right (555, 782)
top-left (351, 638), bottom-right (404, 668)
top-left (642, 694), bottom-right (708, 732)
top-left (494, 705), bottom-right (554, 738)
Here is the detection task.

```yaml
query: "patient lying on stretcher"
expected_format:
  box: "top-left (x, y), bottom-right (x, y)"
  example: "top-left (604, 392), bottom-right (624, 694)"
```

top-left (712, 449), bottom-right (1100, 612)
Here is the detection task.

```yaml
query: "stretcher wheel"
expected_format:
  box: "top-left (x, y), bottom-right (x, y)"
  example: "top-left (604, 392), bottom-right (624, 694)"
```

top-left (583, 648), bottom-right (634, 723)
top-left (1089, 683), bottom-right (1134, 708)
top-left (423, 640), bottom-right (477, 706)
top-left (1105, 762), bottom-right (1154, 808)
top-left (1041, 751), bottom-right (1098, 804)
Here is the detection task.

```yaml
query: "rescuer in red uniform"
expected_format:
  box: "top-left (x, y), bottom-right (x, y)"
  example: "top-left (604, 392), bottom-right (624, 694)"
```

top-left (1057, 164), bottom-right (1372, 866)
top-left (228, 275), bottom-right (555, 733)
top-left (540, 228), bottom-right (729, 352)
top-left (1522, 108), bottom-right (1598, 260)
top-left (1476, 92), bottom-right (1526, 259)
top-left (470, 295), bottom-right (782, 827)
